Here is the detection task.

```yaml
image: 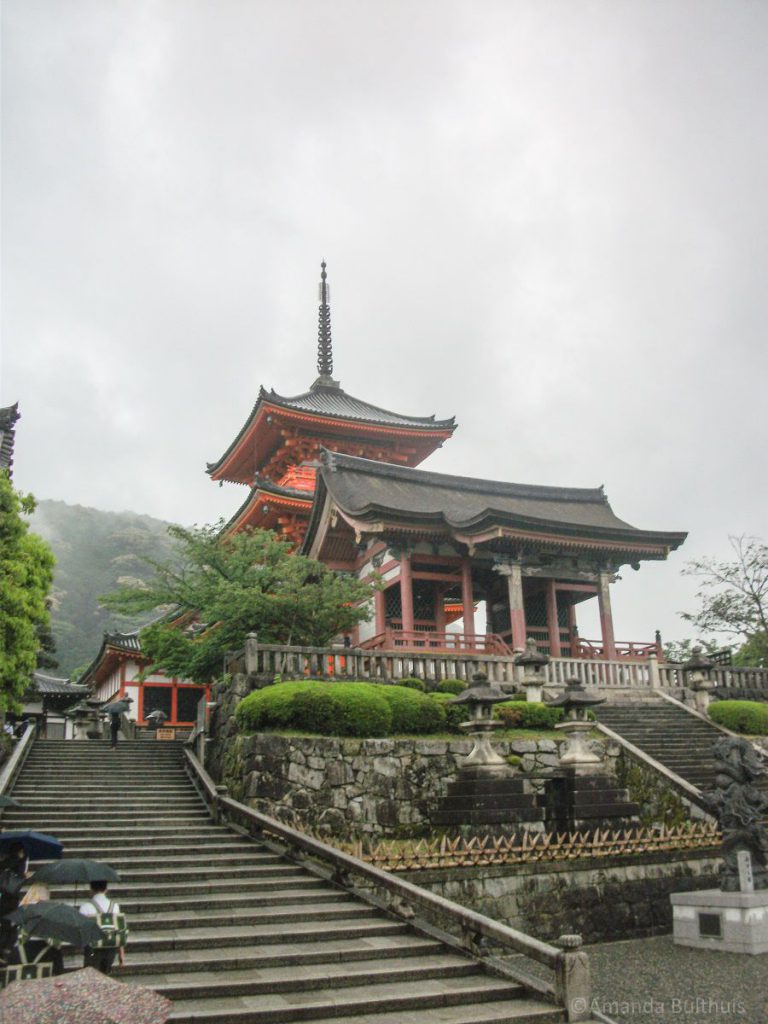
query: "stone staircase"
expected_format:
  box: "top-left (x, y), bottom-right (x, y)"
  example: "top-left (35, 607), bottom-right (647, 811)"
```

top-left (594, 701), bottom-right (725, 793)
top-left (4, 739), bottom-right (568, 1024)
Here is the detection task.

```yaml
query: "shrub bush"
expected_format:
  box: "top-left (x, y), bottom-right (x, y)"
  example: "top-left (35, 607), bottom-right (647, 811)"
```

top-left (430, 692), bottom-right (466, 732)
top-left (494, 701), bottom-right (563, 730)
top-left (380, 685), bottom-right (445, 733)
top-left (435, 678), bottom-right (466, 695)
top-left (395, 676), bottom-right (427, 692)
top-left (708, 700), bottom-right (768, 735)
top-left (236, 680), bottom-right (392, 737)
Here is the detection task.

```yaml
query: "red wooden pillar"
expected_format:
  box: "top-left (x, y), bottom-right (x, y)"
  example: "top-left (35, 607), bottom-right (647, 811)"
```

top-left (434, 585), bottom-right (447, 632)
top-left (374, 588), bottom-right (386, 636)
top-left (400, 553), bottom-right (414, 632)
top-left (461, 556), bottom-right (475, 636)
top-left (567, 600), bottom-right (579, 657)
top-left (546, 580), bottom-right (562, 657)
top-left (504, 563), bottom-right (526, 650)
top-left (598, 571), bottom-right (617, 659)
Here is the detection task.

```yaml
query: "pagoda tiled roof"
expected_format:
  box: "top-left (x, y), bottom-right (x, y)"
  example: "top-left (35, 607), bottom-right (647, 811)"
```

top-left (207, 384), bottom-right (455, 477)
top-left (304, 451), bottom-right (687, 553)
top-left (262, 385), bottom-right (456, 430)
top-left (0, 402), bottom-right (20, 474)
top-left (225, 475), bottom-right (313, 531)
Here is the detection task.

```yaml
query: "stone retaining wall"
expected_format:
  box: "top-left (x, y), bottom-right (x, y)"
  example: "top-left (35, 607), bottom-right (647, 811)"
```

top-left (401, 851), bottom-right (720, 944)
top-left (215, 730), bottom-right (570, 837)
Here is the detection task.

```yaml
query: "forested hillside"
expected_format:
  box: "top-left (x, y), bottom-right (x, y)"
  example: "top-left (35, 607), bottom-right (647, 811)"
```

top-left (28, 500), bottom-right (180, 677)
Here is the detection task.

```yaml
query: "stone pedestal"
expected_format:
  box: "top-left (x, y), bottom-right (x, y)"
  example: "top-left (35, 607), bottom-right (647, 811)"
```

top-left (671, 889), bottom-right (768, 954)
top-left (541, 769), bottom-right (640, 832)
top-left (432, 773), bottom-right (544, 829)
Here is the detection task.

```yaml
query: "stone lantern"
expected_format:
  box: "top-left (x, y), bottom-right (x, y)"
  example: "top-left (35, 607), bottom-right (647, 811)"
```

top-left (547, 678), bottom-right (606, 772)
top-left (450, 672), bottom-right (510, 775)
top-left (67, 701), bottom-right (103, 741)
top-left (683, 646), bottom-right (715, 715)
top-left (514, 637), bottom-right (550, 703)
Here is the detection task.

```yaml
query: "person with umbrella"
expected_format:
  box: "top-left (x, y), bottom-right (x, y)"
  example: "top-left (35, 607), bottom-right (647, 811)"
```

top-left (0, 841), bottom-right (28, 959)
top-left (104, 696), bottom-right (133, 749)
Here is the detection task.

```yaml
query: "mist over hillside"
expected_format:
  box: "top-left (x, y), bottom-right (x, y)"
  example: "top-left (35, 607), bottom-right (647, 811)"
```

top-left (29, 500), bottom-right (180, 677)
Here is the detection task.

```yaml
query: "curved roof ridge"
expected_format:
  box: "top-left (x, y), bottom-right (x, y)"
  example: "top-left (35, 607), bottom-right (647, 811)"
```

top-left (264, 384), bottom-right (456, 429)
top-left (320, 449), bottom-right (610, 505)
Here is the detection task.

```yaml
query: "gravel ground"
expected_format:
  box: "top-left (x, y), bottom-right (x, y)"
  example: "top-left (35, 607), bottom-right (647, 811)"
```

top-left (585, 935), bottom-right (767, 1024)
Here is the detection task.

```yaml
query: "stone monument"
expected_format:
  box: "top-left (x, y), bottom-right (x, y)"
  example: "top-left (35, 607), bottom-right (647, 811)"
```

top-left (671, 736), bottom-right (768, 953)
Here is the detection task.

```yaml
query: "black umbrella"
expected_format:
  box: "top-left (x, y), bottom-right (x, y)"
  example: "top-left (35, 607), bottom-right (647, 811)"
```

top-left (30, 859), bottom-right (120, 886)
top-left (0, 830), bottom-right (62, 861)
top-left (102, 699), bottom-right (133, 715)
top-left (5, 901), bottom-right (104, 947)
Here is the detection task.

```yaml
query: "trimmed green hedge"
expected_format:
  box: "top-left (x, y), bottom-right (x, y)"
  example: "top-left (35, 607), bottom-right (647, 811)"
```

top-left (236, 681), bottom-right (392, 737)
top-left (430, 692), bottom-right (466, 732)
top-left (379, 685), bottom-right (445, 733)
top-left (395, 676), bottom-right (427, 692)
top-left (494, 701), bottom-right (564, 730)
top-left (708, 700), bottom-right (768, 735)
top-left (435, 678), bottom-right (466, 695)
top-left (236, 680), bottom-right (445, 737)
top-left (235, 681), bottom-right (567, 738)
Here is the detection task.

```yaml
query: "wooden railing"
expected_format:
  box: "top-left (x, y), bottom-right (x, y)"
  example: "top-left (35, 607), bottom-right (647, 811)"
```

top-left (577, 638), bottom-right (660, 660)
top-left (361, 630), bottom-right (511, 655)
top-left (182, 746), bottom-right (592, 1021)
top-left (234, 636), bottom-right (768, 691)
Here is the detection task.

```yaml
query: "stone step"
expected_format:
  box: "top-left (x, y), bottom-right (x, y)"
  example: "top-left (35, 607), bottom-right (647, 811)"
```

top-left (275, 1004), bottom-right (565, 1024)
top-left (136, 952), bottom-right (482, 1000)
top-left (49, 875), bottom-right (320, 901)
top-left (115, 933), bottom-right (444, 976)
top-left (55, 887), bottom-right (349, 916)
top-left (128, 901), bottom-right (370, 933)
top-left (127, 918), bottom-right (412, 954)
top-left (2, 811), bottom-right (212, 826)
top-left (47, 854), bottom-right (290, 875)
top-left (51, 838), bottom-right (259, 858)
top-left (164, 974), bottom-right (539, 1024)
top-left (117, 864), bottom-right (327, 885)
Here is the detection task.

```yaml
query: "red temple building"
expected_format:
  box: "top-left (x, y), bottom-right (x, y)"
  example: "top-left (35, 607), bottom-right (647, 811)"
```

top-left (212, 264), bottom-right (687, 660)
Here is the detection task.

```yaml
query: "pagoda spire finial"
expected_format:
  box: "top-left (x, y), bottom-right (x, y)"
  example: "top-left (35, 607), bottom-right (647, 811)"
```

top-left (313, 260), bottom-right (340, 389)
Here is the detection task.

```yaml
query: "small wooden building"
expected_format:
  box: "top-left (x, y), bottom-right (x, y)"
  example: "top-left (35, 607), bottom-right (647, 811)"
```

top-left (78, 631), bottom-right (208, 728)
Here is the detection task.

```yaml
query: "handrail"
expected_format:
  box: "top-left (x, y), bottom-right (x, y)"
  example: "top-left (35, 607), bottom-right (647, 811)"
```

top-left (0, 721), bottom-right (35, 798)
top-left (594, 721), bottom-right (711, 812)
top-left (181, 748), bottom-right (593, 1022)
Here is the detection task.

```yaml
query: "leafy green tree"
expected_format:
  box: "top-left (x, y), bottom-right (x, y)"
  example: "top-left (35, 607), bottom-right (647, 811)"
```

top-left (101, 524), bottom-right (374, 683)
top-left (681, 536), bottom-right (768, 667)
top-left (0, 472), bottom-right (56, 711)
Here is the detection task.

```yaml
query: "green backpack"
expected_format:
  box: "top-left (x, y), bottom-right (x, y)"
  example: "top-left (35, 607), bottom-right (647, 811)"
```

top-left (87, 898), bottom-right (129, 949)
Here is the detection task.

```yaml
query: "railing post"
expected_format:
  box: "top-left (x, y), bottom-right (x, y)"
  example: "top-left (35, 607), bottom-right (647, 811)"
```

top-left (554, 935), bottom-right (592, 1022)
top-left (245, 632), bottom-right (259, 675)
top-left (647, 651), bottom-right (661, 689)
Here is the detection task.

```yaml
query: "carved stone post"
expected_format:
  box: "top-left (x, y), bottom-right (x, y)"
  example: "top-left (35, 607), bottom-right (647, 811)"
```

top-left (554, 935), bottom-right (592, 1022)
top-left (245, 632), bottom-right (259, 676)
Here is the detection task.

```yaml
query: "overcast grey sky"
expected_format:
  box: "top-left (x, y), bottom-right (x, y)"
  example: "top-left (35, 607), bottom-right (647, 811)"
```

top-left (3, 0), bottom-right (767, 648)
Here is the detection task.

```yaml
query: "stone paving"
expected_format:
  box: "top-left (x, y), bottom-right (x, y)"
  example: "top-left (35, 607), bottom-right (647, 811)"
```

top-left (586, 935), bottom-right (767, 1024)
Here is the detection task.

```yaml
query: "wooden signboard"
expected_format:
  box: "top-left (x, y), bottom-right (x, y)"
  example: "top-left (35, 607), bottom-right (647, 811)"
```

top-left (155, 728), bottom-right (176, 741)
